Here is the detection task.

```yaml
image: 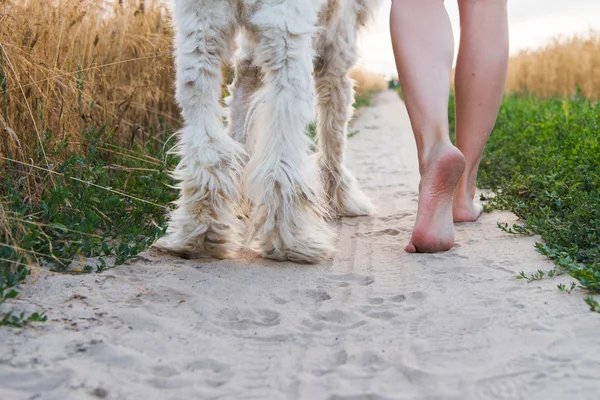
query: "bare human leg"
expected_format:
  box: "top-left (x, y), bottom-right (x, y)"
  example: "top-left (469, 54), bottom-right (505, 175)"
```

top-left (390, 0), bottom-right (465, 253)
top-left (452, 0), bottom-right (509, 222)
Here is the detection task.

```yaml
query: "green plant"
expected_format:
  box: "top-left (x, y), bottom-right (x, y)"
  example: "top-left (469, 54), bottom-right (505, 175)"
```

top-left (2, 126), bottom-right (178, 273)
top-left (450, 92), bottom-right (600, 310)
top-left (584, 296), bottom-right (599, 313)
top-left (517, 268), bottom-right (560, 282)
top-left (558, 282), bottom-right (577, 294)
top-left (353, 90), bottom-right (378, 109)
top-left (0, 266), bottom-right (47, 327)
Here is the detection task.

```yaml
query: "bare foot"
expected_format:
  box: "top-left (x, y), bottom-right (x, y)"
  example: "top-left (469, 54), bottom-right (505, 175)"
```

top-left (453, 171), bottom-right (484, 222)
top-left (453, 195), bottom-right (484, 222)
top-left (406, 143), bottom-right (466, 253)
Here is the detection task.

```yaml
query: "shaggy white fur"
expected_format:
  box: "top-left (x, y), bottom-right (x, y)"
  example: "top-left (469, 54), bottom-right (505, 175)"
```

top-left (155, 0), bottom-right (381, 263)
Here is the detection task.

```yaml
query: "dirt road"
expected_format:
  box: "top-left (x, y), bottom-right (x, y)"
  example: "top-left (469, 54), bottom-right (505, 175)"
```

top-left (2, 91), bottom-right (598, 400)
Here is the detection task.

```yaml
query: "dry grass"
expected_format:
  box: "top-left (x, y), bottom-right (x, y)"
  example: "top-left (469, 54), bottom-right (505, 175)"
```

top-left (0, 0), bottom-right (177, 163)
top-left (350, 68), bottom-right (388, 96)
top-left (506, 30), bottom-right (600, 100)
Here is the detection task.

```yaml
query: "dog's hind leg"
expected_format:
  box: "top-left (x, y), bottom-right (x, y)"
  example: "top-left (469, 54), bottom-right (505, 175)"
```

top-left (226, 35), bottom-right (263, 149)
top-left (244, 0), bottom-right (334, 263)
top-left (314, 15), bottom-right (374, 218)
top-left (155, 0), bottom-right (245, 259)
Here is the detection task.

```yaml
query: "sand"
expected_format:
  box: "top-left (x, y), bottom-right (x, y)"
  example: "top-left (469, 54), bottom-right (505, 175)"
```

top-left (1, 91), bottom-right (599, 400)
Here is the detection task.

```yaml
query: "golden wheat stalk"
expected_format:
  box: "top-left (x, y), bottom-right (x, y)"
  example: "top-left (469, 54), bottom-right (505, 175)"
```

top-left (505, 30), bottom-right (600, 99)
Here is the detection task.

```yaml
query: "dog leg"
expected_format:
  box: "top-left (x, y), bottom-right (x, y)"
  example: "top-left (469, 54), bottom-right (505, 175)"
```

top-left (155, 0), bottom-right (245, 259)
top-left (226, 35), bottom-right (263, 149)
top-left (314, 19), bottom-right (374, 217)
top-left (244, 0), bottom-right (333, 263)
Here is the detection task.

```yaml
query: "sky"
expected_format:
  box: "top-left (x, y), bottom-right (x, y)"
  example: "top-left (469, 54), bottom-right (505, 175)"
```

top-left (358, 0), bottom-right (600, 78)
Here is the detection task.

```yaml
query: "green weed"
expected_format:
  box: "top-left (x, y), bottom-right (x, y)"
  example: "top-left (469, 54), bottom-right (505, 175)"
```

top-left (0, 266), bottom-right (47, 327)
top-left (2, 120), bottom-right (178, 324)
top-left (584, 296), bottom-right (600, 313)
top-left (558, 282), bottom-right (578, 294)
top-left (353, 90), bottom-right (378, 109)
top-left (2, 126), bottom-right (178, 273)
top-left (517, 268), bottom-right (560, 282)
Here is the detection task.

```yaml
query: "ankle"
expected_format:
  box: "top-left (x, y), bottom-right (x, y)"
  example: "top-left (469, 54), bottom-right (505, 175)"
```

top-left (418, 140), bottom-right (460, 175)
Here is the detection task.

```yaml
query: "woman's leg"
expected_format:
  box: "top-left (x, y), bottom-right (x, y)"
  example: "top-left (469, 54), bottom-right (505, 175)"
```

top-left (453, 0), bottom-right (509, 222)
top-left (390, 0), bottom-right (466, 253)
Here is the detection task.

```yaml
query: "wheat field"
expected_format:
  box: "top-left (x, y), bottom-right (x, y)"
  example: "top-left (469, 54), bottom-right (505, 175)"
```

top-left (505, 30), bottom-right (600, 100)
top-left (350, 68), bottom-right (388, 95)
top-left (0, 0), bottom-right (177, 162)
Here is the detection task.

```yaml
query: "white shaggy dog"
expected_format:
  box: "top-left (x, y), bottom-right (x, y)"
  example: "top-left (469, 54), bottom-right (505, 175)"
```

top-left (156, 0), bottom-right (381, 263)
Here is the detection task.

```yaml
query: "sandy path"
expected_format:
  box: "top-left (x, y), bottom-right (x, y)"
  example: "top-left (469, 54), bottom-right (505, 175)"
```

top-left (1, 91), bottom-right (599, 400)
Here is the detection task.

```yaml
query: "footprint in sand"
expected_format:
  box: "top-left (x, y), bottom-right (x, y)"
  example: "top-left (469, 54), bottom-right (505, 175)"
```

top-left (302, 308), bottom-right (367, 332)
top-left (368, 297), bottom-right (385, 305)
top-left (310, 349), bottom-right (349, 377)
top-left (361, 297), bottom-right (400, 320)
top-left (379, 213), bottom-right (411, 223)
top-left (304, 289), bottom-right (332, 303)
top-left (270, 294), bottom-right (288, 305)
top-left (355, 350), bottom-right (388, 372)
top-left (325, 394), bottom-right (394, 400)
top-left (363, 310), bottom-right (399, 320)
top-left (326, 273), bottom-right (375, 287)
top-left (0, 369), bottom-right (73, 393)
top-left (408, 291), bottom-right (427, 302)
top-left (474, 370), bottom-right (532, 400)
top-left (354, 228), bottom-right (405, 239)
top-left (149, 364), bottom-right (179, 378)
top-left (186, 358), bottom-right (234, 388)
top-left (402, 312), bottom-right (493, 372)
top-left (389, 294), bottom-right (407, 303)
top-left (214, 308), bottom-right (281, 330)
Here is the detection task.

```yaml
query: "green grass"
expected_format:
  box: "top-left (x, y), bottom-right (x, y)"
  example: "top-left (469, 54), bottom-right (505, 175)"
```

top-left (1, 266), bottom-right (47, 327)
top-left (353, 90), bottom-right (379, 109)
top-left (445, 90), bottom-right (600, 311)
top-left (2, 128), bottom-right (178, 274)
top-left (2, 124), bottom-right (178, 325)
